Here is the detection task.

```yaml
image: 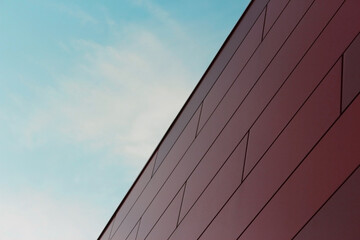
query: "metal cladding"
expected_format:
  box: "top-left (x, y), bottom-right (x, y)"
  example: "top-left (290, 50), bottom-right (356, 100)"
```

top-left (99, 0), bottom-right (360, 239)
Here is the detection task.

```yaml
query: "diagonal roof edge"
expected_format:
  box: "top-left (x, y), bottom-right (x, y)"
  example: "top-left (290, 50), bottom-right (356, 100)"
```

top-left (96, 0), bottom-right (270, 239)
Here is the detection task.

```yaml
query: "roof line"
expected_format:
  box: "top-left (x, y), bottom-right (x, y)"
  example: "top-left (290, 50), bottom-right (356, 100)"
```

top-left (97, 1), bottom-right (254, 239)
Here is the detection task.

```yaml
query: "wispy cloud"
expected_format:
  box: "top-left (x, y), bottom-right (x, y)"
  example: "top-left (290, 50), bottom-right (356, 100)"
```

top-left (0, 189), bottom-right (104, 240)
top-left (55, 3), bottom-right (98, 25)
top-left (0, 1), bottom-right (202, 239)
top-left (133, 0), bottom-right (186, 38)
top-left (10, 8), bottom-right (196, 168)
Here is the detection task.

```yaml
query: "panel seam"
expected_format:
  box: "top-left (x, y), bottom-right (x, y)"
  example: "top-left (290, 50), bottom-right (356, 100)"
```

top-left (196, 103), bottom-right (203, 137)
top-left (167, 133), bottom-right (247, 240)
top-left (242, 131), bottom-right (250, 182)
top-left (341, 54), bottom-right (344, 113)
top-left (291, 165), bottom-right (360, 239)
top-left (177, 182), bottom-right (187, 226)
top-left (197, 0), bottom-right (314, 136)
top-left (262, 5), bottom-right (268, 41)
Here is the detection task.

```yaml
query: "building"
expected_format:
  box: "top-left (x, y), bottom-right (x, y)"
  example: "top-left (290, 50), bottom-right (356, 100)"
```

top-left (98, 0), bottom-right (360, 239)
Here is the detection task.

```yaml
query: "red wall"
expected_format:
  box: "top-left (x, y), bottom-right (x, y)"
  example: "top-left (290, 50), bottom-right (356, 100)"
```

top-left (99, 0), bottom-right (360, 239)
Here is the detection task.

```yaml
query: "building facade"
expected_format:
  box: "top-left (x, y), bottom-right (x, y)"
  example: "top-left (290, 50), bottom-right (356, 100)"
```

top-left (98, 0), bottom-right (360, 239)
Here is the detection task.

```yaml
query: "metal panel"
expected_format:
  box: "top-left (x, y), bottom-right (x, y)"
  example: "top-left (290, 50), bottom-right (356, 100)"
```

top-left (343, 34), bottom-right (360, 111)
top-left (294, 167), bottom-right (360, 240)
top-left (238, 95), bottom-right (360, 240)
top-left (199, 50), bottom-right (341, 240)
top-left (169, 136), bottom-right (247, 240)
top-left (198, 9), bottom-right (265, 131)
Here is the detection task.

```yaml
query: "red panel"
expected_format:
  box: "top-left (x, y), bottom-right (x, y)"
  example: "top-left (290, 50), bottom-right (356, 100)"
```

top-left (131, 6), bottom-right (333, 235)
top-left (238, 97), bottom-right (360, 240)
top-left (139, 2), bottom-right (356, 238)
top-left (145, 4), bottom-right (326, 228)
top-left (221, 0), bottom-right (344, 177)
top-left (198, 9), bottom-right (265, 131)
top-left (243, 0), bottom-right (360, 177)
top-left (195, 0), bottom-right (344, 188)
top-left (343, 34), bottom-right (360, 111)
top-left (99, 0), bottom-right (360, 239)
top-left (134, 91), bottom-right (252, 240)
top-left (198, 47), bottom-right (341, 240)
top-left (193, 0), bottom-right (269, 110)
top-left (110, 154), bottom-right (155, 238)
top-left (263, 0), bottom-right (290, 37)
top-left (142, 185), bottom-right (184, 240)
top-left (152, 0), bottom-right (268, 176)
top-left (198, 0), bottom-right (314, 138)
top-left (153, 103), bottom-right (200, 175)
top-left (110, 106), bottom-right (200, 240)
top-left (169, 136), bottom-right (247, 240)
top-left (179, 133), bottom-right (247, 221)
top-left (294, 167), bottom-right (360, 240)
top-left (244, 60), bottom-right (342, 177)
top-left (132, 106), bottom-right (201, 240)
top-left (126, 221), bottom-right (139, 240)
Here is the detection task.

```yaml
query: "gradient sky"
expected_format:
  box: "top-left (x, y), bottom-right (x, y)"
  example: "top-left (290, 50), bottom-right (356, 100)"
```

top-left (0, 0), bottom-right (250, 239)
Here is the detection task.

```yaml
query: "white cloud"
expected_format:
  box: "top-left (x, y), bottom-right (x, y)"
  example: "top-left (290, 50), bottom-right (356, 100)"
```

top-left (133, 0), bottom-right (187, 38)
top-left (0, 3), bottom-right (200, 238)
top-left (0, 189), bottom-right (104, 240)
top-left (55, 3), bottom-right (98, 25)
top-left (0, 1), bottom-right (222, 240)
top-left (16, 23), bottom-right (196, 168)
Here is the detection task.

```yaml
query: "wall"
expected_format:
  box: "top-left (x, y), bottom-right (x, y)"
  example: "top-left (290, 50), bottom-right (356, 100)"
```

top-left (99, 0), bottom-right (360, 239)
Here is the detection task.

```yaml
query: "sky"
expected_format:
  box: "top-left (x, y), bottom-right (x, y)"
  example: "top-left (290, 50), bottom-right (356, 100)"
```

top-left (0, 0), bottom-right (250, 239)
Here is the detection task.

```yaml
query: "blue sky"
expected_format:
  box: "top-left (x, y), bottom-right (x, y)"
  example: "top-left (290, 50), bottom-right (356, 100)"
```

top-left (0, 0), bottom-right (250, 239)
